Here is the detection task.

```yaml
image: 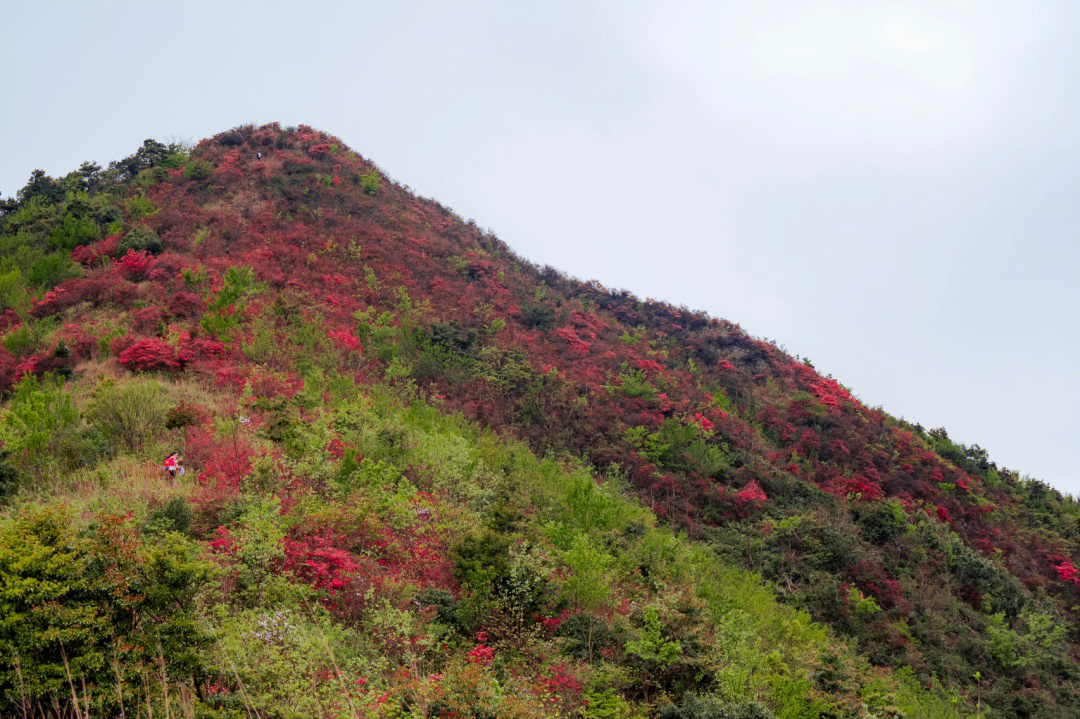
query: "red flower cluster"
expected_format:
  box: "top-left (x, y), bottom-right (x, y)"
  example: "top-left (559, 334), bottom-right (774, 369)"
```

top-left (281, 532), bottom-right (359, 603)
top-left (119, 337), bottom-right (187, 372)
top-left (117, 249), bottom-right (153, 280)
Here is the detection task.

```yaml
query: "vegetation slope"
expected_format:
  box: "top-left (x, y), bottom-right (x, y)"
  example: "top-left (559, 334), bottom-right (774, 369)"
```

top-left (0, 124), bottom-right (1076, 718)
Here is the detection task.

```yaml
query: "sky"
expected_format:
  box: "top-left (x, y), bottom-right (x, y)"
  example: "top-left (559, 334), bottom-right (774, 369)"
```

top-left (3, 1), bottom-right (1078, 492)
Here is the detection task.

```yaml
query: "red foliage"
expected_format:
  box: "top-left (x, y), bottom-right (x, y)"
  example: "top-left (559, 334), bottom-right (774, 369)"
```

top-left (1052, 557), bottom-right (1080, 587)
top-left (281, 531), bottom-right (359, 606)
top-left (467, 637), bottom-right (494, 666)
top-left (736, 480), bottom-right (767, 507)
top-left (186, 426), bottom-right (254, 488)
top-left (132, 307), bottom-right (163, 334)
top-left (167, 291), bottom-right (205, 318)
top-left (119, 337), bottom-right (186, 373)
top-left (117, 249), bottom-right (153, 281)
top-left (935, 504), bottom-right (952, 525)
top-left (70, 234), bottom-right (120, 265)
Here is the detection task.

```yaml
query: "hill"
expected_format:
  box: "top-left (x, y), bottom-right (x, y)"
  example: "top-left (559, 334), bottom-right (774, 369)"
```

top-left (1, 124), bottom-right (1077, 718)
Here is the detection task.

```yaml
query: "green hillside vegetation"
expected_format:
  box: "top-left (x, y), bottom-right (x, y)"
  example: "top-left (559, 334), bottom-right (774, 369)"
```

top-left (1, 367), bottom-right (963, 718)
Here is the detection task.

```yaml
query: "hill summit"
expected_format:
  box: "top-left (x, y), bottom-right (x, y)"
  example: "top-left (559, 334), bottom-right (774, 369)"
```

top-left (1, 124), bottom-right (1077, 718)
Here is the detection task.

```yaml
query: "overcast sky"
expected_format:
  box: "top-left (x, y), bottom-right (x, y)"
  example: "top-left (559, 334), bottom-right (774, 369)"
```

top-left (3, 1), bottom-right (1078, 492)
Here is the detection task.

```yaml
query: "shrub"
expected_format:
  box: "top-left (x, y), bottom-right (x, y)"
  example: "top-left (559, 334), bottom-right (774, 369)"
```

top-left (167, 290), bottom-right (204, 318)
top-left (85, 379), bottom-right (170, 451)
top-left (184, 160), bottom-right (212, 181)
top-left (360, 171), bottom-right (382, 196)
top-left (116, 249), bottom-right (153, 280)
top-left (131, 306), bottom-right (163, 334)
top-left (118, 338), bottom-right (186, 373)
top-left (117, 225), bottom-right (163, 256)
top-left (166, 401), bottom-right (202, 430)
top-left (659, 695), bottom-right (775, 719)
top-left (855, 499), bottom-right (908, 545)
top-left (47, 213), bottom-right (100, 251)
top-left (148, 496), bottom-right (194, 534)
top-left (0, 506), bottom-right (212, 717)
top-left (27, 253), bottom-right (79, 292)
top-left (126, 191), bottom-right (157, 219)
top-left (0, 452), bottom-right (19, 502)
top-left (0, 269), bottom-right (30, 314)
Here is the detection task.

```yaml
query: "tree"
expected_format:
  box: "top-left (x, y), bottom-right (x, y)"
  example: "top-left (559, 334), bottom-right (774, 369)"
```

top-left (561, 533), bottom-right (613, 660)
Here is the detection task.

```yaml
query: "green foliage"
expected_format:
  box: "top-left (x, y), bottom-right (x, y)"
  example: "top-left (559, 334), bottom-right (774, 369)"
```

top-left (360, 170), bottom-right (382, 195)
top-left (183, 160), bottom-right (211, 181)
top-left (0, 506), bottom-right (211, 717)
top-left (117, 224), bottom-right (162, 255)
top-left (661, 695), bottom-right (775, 719)
top-left (181, 262), bottom-right (208, 288)
top-left (855, 498), bottom-right (908, 545)
top-left (201, 265), bottom-right (265, 341)
top-left (47, 212), bottom-right (100, 251)
top-left (147, 496), bottom-right (194, 534)
top-left (0, 452), bottom-right (19, 503)
top-left (28, 252), bottom-right (79, 292)
top-left (85, 378), bottom-right (169, 451)
top-left (126, 191), bottom-right (157, 219)
top-left (0, 268), bottom-right (30, 314)
top-left (0, 374), bottom-right (80, 468)
top-left (626, 606), bottom-right (683, 670)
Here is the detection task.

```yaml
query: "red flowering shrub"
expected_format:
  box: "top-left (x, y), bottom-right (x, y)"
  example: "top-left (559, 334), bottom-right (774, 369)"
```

top-left (736, 480), bottom-right (767, 507)
top-left (1052, 557), bottom-right (1080, 587)
top-left (327, 329), bottom-right (362, 353)
top-left (119, 337), bottom-right (186, 372)
top-left (70, 234), bottom-right (120, 266)
top-left (132, 307), bottom-right (163, 334)
top-left (183, 426), bottom-right (255, 490)
top-left (544, 663), bottom-right (583, 701)
top-left (281, 532), bottom-right (359, 606)
top-left (935, 504), bottom-right (952, 525)
top-left (167, 291), bottom-right (205, 318)
top-left (117, 249), bottom-right (153, 281)
top-left (467, 633), bottom-right (494, 665)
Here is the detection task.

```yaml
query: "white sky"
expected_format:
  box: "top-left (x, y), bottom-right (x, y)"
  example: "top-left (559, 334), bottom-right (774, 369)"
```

top-left (3, 1), bottom-right (1078, 492)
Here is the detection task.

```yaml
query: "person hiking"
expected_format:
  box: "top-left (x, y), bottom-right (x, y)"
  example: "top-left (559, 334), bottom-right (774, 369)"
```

top-left (164, 451), bottom-right (179, 479)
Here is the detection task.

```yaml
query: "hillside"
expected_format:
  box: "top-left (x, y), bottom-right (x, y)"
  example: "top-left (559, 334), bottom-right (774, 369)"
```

top-left (1, 124), bottom-right (1077, 718)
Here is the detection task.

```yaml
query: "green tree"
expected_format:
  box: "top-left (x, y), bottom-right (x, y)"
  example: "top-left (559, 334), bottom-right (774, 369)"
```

top-left (562, 533), bottom-right (613, 660)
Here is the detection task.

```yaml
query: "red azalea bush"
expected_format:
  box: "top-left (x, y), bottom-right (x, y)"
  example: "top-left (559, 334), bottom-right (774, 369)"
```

top-left (167, 290), bottom-right (205, 318)
top-left (281, 532), bottom-right (359, 606)
top-left (132, 307), bottom-right (164, 334)
top-left (119, 337), bottom-right (186, 372)
top-left (117, 249), bottom-right (153, 280)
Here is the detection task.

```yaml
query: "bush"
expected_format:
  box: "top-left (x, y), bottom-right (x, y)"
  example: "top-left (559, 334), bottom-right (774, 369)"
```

top-left (117, 249), bottom-right (154, 281)
top-left (117, 225), bottom-right (163, 256)
top-left (184, 160), bottom-right (211, 181)
top-left (167, 290), bottom-right (205, 318)
top-left (855, 499), bottom-right (908, 545)
top-left (0, 452), bottom-right (19, 502)
top-left (126, 191), bottom-right (157, 220)
top-left (47, 213), bottom-right (100, 251)
top-left (148, 496), bottom-right (193, 534)
top-left (27, 253), bottom-right (79, 292)
top-left (118, 338), bottom-right (186, 373)
top-left (85, 379), bottom-right (170, 451)
top-left (360, 171), bottom-right (382, 196)
top-left (0, 506), bottom-right (212, 717)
